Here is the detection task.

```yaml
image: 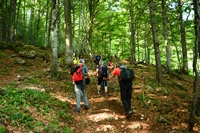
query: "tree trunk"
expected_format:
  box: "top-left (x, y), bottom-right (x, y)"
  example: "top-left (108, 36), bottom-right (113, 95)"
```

top-left (162, 0), bottom-right (171, 75)
top-left (15, 0), bottom-right (21, 38)
top-left (50, 0), bottom-right (58, 77)
top-left (71, 3), bottom-right (76, 52)
top-left (22, 2), bottom-right (26, 41)
top-left (3, 0), bottom-right (9, 40)
top-left (9, 0), bottom-right (17, 42)
top-left (0, 0), bottom-right (3, 47)
top-left (57, 0), bottom-right (61, 55)
top-left (28, 1), bottom-right (34, 44)
top-left (64, 0), bottom-right (73, 66)
top-left (188, 0), bottom-right (200, 131)
top-left (47, 0), bottom-right (52, 48)
top-left (129, 0), bottom-right (136, 64)
top-left (178, 0), bottom-right (188, 74)
top-left (148, 0), bottom-right (163, 84)
top-left (44, 0), bottom-right (50, 48)
top-left (170, 23), bottom-right (181, 70)
top-left (88, 0), bottom-right (94, 52)
top-left (35, 0), bottom-right (41, 46)
top-left (107, 0), bottom-right (111, 57)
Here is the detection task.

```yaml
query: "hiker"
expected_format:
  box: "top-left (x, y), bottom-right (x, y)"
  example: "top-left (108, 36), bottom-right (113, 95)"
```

top-left (103, 58), bottom-right (108, 66)
top-left (108, 61), bottom-right (112, 66)
top-left (94, 54), bottom-right (101, 66)
top-left (107, 64), bottom-right (135, 119)
top-left (73, 59), bottom-right (90, 113)
top-left (95, 61), bottom-right (108, 97)
top-left (79, 55), bottom-right (85, 63)
top-left (107, 61), bottom-right (114, 73)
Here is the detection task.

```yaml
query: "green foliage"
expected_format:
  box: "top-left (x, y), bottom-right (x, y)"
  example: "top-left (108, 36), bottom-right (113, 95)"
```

top-left (0, 50), bottom-right (3, 57)
top-left (0, 125), bottom-right (8, 133)
top-left (0, 86), bottom-right (72, 132)
top-left (64, 127), bottom-right (73, 133)
top-left (177, 92), bottom-right (189, 99)
top-left (26, 78), bottom-right (41, 84)
top-left (9, 82), bottom-right (18, 88)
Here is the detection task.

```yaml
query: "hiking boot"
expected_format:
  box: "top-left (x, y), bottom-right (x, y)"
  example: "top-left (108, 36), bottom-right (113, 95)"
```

top-left (74, 109), bottom-right (80, 114)
top-left (126, 111), bottom-right (132, 119)
top-left (104, 92), bottom-right (108, 97)
top-left (85, 106), bottom-right (89, 110)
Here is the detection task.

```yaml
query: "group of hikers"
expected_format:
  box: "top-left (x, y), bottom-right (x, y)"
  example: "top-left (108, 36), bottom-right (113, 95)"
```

top-left (70, 53), bottom-right (141, 119)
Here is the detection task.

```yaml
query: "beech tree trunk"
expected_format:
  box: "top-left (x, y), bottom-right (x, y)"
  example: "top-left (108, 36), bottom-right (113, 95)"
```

top-left (64, 0), bottom-right (73, 66)
top-left (88, 0), bottom-right (94, 52)
top-left (50, 0), bottom-right (58, 76)
top-left (162, 0), bottom-right (171, 75)
top-left (148, 0), bottom-right (163, 84)
top-left (129, 0), bottom-right (136, 64)
top-left (188, 0), bottom-right (200, 131)
top-left (35, 0), bottom-right (41, 46)
top-left (28, 1), bottom-right (34, 44)
top-left (0, 0), bottom-right (2, 47)
top-left (178, 0), bottom-right (188, 74)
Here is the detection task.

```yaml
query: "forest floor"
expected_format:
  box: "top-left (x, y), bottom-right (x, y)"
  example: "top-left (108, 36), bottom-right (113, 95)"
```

top-left (0, 45), bottom-right (200, 133)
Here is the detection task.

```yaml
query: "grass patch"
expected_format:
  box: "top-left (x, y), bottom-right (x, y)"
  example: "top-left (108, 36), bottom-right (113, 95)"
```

top-left (0, 86), bottom-right (72, 132)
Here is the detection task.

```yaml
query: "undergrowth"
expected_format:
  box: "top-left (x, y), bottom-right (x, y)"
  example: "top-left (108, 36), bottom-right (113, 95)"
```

top-left (0, 86), bottom-right (72, 133)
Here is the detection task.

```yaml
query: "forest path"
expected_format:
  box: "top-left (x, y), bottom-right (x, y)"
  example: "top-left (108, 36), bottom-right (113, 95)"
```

top-left (51, 70), bottom-right (151, 133)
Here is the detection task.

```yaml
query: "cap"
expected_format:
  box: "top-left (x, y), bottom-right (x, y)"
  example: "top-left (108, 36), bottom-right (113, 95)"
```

top-left (80, 59), bottom-right (85, 63)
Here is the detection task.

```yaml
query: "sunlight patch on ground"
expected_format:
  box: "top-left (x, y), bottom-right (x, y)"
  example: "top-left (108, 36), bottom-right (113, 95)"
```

top-left (19, 85), bottom-right (45, 91)
top-left (51, 92), bottom-right (68, 101)
top-left (126, 121), bottom-right (150, 133)
top-left (96, 124), bottom-right (117, 132)
top-left (86, 112), bottom-right (123, 122)
top-left (89, 97), bottom-right (118, 103)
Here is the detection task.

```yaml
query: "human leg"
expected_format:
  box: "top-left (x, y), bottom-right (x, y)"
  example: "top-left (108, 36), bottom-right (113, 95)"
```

top-left (103, 80), bottom-right (108, 97)
top-left (74, 83), bottom-right (81, 112)
top-left (126, 82), bottom-right (133, 111)
top-left (119, 82), bottom-right (130, 114)
top-left (81, 80), bottom-right (89, 109)
top-left (97, 77), bottom-right (103, 95)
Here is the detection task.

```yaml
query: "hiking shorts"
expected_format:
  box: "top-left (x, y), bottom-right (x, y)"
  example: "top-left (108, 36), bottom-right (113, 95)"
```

top-left (98, 76), bottom-right (107, 86)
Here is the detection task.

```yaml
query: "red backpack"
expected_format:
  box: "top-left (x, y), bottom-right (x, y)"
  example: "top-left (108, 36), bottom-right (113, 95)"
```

top-left (72, 65), bottom-right (84, 83)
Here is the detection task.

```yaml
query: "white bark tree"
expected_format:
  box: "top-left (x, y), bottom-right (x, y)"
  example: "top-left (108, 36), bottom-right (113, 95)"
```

top-left (50, 0), bottom-right (58, 76)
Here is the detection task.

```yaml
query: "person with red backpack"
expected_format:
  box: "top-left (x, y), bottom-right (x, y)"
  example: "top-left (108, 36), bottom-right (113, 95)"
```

top-left (95, 61), bottom-right (108, 97)
top-left (72, 59), bottom-right (90, 113)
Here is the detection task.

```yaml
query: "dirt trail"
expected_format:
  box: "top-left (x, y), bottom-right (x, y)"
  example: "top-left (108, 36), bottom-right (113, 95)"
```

top-left (54, 73), bottom-right (152, 133)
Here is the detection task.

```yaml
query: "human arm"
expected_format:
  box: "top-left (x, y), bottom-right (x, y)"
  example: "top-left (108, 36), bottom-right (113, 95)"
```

top-left (107, 68), bottom-right (118, 80)
top-left (107, 74), bottom-right (115, 80)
